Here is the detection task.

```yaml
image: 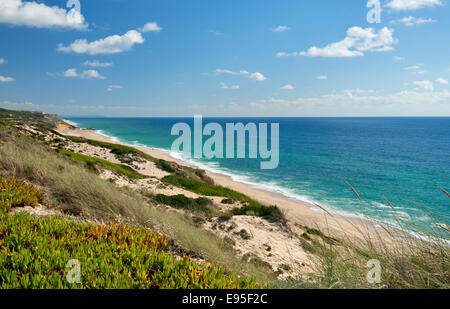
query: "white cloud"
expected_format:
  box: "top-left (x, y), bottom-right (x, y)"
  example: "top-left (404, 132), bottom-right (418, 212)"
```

top-left (107, 85), bottom-right (123, 91)
top-left (281, 84), bottom-right (294, 90)
top-left (220, 82), bottom-right (239, 89)
top-left (392, 16), bottom-right (436, 26)
top-left (214, 69), bottom-right (266, 81)
top-left (317, 75), bottom-right (328, 80)
top-left (248, 89), bottom-right (450, 115)
top-left (140, 22), bottom-right (162, 32)
top-left (63, 68), bottom-right (78, 77)
top-left (63, 68), bottom-right (104, 79)
top-left (83, 60), bottom-right (113, 68)
top-left (436, 78), bottom-right (448, 84)
top-left (0, 0), bottom-right (87, 29)
top-left (58, 30), bottom-right (144, 55)
top-left (386, 0), bottom-right (442, 10)
top-left (213, 69), bottom-right (251, 75)
top-left (393, 56), bottom-right (405, 60)
top-left (214, 69), bottom-right (239, 75)
top-left (81, 70), bottom-right (104, 79)
top-left (414, 70), bottom-right (426, 75)
top-left (405, 65), bottom-right (422, 70)
top-left (297, 27), bottom-right (396, 58)
top-left (272, 25), bottom-right (291, 32)
top-left (249, 72), bottom-right (267, 81)
top-left (0, 58), bottom-right (5, 64)
top-left (413, 80), bottom-right (434, 90)
top-left (0, 75), bottom-right (14, 82)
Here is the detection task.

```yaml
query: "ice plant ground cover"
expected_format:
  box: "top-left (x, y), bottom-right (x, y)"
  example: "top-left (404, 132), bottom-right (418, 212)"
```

top-left (0, 210), bottom-right (257, 289)
top-left (0, 176), bottom-right (50, 212)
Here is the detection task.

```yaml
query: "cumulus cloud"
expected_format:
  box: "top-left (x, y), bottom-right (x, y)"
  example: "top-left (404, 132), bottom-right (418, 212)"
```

top-left (272, 25), bottom-right (291, 32)
top-left (413, 80), bottom-right (434, 90)
top-left (213, 69), bottom-right (250, 75)
top-left (58, 30), bottom-right (144, 55)
top-left (0, 58), bottom-right (6, 64)
top-left (249, 72), bottom-right (267, 81)
top-left (220, 82), bottom-right (239, 89)
top-left (317, 75), bottom-right (328, 80)
top-left (214, 69), bottom-right (240, 75)
top-left (139, 22), bottom-right (162, 32)
top-left (392, 16), bottom-right (436, 26)
top-left (386, 0), bottom-right (442, 10)
top-left (83, 60), bottom-right (113, 68)
top-left (296, 27), bottom-right (397, 58)
top-left (63, 68), bottom-right (104, 79)
top-left (81, 70), bottom-right (104, 79)
top-left (0, 0), bottom-right (87, 29)
top-left (63, 68), bottom-right (78, 77)
top-left (107, 85), bottom-right (123, 91)
top-left (436, 78), bottom-right (448, 84)
top-left (214, 69), bottom-right (267, 81)
top-left (276, 51), bottom-right (301, 57)
top-left (280, 84), bottom-right (294, 90)
top-left (0, 75), bottom-right (14, 82)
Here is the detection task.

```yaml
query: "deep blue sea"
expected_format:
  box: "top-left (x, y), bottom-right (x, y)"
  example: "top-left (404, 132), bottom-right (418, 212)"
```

top-left (67, 117), bottom-right (450, 236)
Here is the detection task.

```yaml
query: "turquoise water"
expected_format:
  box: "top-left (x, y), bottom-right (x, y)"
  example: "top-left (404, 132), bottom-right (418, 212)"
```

top-left (67, 117), bottom-right (450, 235)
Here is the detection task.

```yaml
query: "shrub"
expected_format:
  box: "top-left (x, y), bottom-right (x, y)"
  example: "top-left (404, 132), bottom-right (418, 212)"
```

top-left (161, 175), bottom-right (286, 224)
top-left (154, 194), bottom-right (215, 216)
top-left (0, 176), bottom-right (49, 212)
top-left (58, 149), bottom-right (146, 180)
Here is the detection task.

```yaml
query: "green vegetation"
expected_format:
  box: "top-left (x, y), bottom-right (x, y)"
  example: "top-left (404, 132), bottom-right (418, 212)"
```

top-left (0, 108), bottom-right (47, 121)
top-left (57, 149), bottom-right (146, 180)
top-left (161, 175), bottom-right (285, 224)
top-left (66, 136), bottom-right (159, 162)
top-left (0, 212), bottom-right (256, 289)
top-left (0, 176), bottom-right (49, 212)
top-left (154, 194), bottom-right (217, 216)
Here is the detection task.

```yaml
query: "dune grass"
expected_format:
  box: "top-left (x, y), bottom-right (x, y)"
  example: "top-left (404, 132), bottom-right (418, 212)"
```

top-left (278, 190), bottom-right (450, 289)
top-left (57, 149), bottom-right (146, 180)
top-left (67, 136), bottom-right (159, 162)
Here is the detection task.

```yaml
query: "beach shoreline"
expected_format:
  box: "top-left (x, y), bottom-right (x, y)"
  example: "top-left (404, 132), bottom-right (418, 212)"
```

top-left (57, 123), bottom-right (388, 241)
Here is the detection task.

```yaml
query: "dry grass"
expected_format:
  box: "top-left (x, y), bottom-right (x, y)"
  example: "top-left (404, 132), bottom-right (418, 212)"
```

top-left (279, 185), bottom-right (450, 289)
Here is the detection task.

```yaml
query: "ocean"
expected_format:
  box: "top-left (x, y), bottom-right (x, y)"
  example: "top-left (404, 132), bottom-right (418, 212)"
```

top-left (66, 117), bottom-right (450, 236)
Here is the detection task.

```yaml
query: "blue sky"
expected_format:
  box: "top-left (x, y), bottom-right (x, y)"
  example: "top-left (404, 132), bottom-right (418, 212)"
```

top-left (0, 0), bottom-right (449, 116)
